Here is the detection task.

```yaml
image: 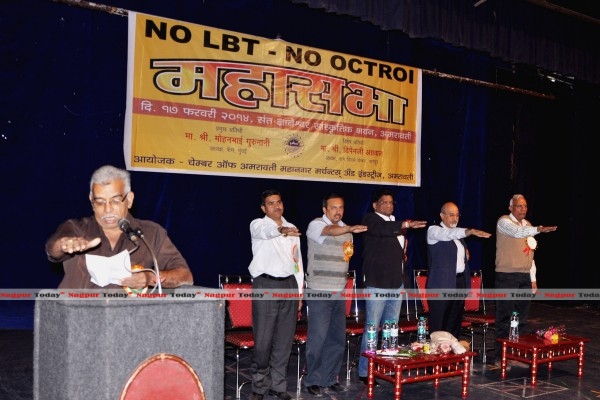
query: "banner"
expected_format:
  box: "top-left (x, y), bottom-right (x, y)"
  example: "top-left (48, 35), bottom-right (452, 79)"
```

top-left (124, 12), bottom-right (422, 186)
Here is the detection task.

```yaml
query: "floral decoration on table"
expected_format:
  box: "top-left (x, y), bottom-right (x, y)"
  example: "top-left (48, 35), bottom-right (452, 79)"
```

top-left (409, 341), bottom-right (448, 354)
top-left (535, 324), bottom-right (565, 343)
top-left (406, 341), bottom-right (459, 355)
top-left (377, 332), bottom-right (470, 357)
top-left (377, 347), bottom-right (419, 357)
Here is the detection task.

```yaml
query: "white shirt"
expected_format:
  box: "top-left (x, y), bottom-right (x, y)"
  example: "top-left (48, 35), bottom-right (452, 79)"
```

top-left (306, 214), bottom-right (347, 244)
top-left (248, 215), bottom-right (304, 291)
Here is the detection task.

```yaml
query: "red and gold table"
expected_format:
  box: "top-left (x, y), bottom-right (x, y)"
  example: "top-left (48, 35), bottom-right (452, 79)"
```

top-left (497, 333), bottom-right (590, 386)
top-left (362, 351), bottom-right (476, 399)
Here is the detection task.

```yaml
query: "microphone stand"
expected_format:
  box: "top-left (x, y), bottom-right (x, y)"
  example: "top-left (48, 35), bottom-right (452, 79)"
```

top-left (119, 218), bottom-right (162, 294)
top-left (138, 234), bottom-right (162, 294)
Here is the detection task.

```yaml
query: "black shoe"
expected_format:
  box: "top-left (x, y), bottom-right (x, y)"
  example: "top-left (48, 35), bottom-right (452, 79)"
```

top-left (268, 390), bottom-right (293, 400)
top-left (306, 385), bottom-right (321, 396)
top-left (249, 392), bottom-right (264, 400)
top-left (359, 376), bottom-right (380, 386)
top-left (325, 382), bottom-right (345, 392)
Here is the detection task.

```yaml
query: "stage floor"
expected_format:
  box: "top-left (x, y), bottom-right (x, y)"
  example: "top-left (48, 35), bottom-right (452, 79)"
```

top-left (2, 302), bottom-right (598, 399)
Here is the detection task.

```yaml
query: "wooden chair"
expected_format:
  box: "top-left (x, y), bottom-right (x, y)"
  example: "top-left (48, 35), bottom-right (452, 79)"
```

top-left (462, 270), bottom-right (496, 363)
top-left (119, 353), bottom-right (205, 400)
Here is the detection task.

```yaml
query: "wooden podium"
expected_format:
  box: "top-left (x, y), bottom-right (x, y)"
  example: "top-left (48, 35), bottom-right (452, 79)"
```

top-left (33, 288), bottom-right (224, 400)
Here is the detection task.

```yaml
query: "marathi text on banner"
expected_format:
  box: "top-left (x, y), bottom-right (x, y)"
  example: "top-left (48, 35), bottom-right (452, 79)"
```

top-left (124, 12), bottom-right (422, 186)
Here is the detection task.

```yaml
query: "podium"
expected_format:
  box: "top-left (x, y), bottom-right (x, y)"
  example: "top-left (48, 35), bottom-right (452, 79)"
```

top-left (33, 288), bottom-right (224, 400)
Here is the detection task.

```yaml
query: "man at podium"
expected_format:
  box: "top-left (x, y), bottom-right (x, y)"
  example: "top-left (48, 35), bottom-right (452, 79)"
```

top-left (45, 164), bottom-right (193, 290)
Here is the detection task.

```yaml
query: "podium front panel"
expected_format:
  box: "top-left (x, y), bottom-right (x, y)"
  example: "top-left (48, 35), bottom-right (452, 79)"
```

top-left (33, 291), bottom-right (224, 400)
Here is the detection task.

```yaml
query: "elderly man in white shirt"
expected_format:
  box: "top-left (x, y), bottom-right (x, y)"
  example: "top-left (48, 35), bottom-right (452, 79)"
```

top-left (493, 194), bottom-right (557, 367)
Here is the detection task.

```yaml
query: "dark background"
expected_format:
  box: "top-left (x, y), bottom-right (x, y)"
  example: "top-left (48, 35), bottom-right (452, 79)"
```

top-left (1, 0), bottom-right (597, 328)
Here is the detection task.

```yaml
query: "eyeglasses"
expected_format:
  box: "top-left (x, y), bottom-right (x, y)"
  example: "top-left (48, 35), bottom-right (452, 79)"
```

top-left (442, 212), bottom-right (461, 218)
top-left (511, 204), bottom-right (528, 209)
top-left (377, 201), bottom-right (396, 206)
top-left (91, 193), bottom-right (129, 208)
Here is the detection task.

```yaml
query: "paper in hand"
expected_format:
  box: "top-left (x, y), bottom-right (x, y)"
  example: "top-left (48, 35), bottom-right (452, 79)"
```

top-left (86, 250), bottom-right (132, 287)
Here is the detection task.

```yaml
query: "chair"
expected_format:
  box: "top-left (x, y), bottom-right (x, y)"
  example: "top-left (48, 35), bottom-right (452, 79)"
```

top-left (413, 269), bottom-right (430, 314)
top-left (395, 240), bottom-right (419, 338)
top-left (119, 353), bottom-right (205, 400)
top-left (292, 305), bottom-right (308, 394)
top-left (396, 269), bottom-right (430, 340)
top-left (462, 270), bottom-right (496, 363)
top-left (396, 239), bottom-right (418, 332)
top-left (412, 269), bottom-right (473, 343)
top-left (219, 275), bottom-right (254, 400)
top-left (397, 290), bottom-right (419, 338)
top-left (344, 270), bottom-right (364, 380)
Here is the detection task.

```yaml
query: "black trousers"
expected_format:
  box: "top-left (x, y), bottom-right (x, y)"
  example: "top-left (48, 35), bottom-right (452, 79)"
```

top-left (250, 274), bottom-right (299, 394)
top-left (494, 272), bottom-right (532, 359)
top-left (428, 274), bottom-right (467, 339)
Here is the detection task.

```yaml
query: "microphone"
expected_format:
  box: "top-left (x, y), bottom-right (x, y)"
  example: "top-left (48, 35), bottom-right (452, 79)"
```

top-left (118, 218), bottom-right (140, 243)
top-left (134, 226), bottom-right (144, 239)
top-left (118, 218), bottom-right (162, 294)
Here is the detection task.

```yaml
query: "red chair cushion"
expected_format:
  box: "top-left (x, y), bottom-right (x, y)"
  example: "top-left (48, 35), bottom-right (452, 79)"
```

top-left (225, 331), bottom-right (255, 349)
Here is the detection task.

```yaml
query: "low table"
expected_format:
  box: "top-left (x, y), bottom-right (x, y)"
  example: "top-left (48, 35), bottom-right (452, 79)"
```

top-left (362, 351), bottom-right (476, 399)
top-left (497, 333), bottom-right (590, 386)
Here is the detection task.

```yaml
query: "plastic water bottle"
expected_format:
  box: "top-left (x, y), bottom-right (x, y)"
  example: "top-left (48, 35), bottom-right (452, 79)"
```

top-left (390, 320), bottom-right (399, 350)
top-left (417, 316), bottom-right (427, 343)
top-left (381, 320), bottom-right (391, 350)
top-left (509, 311), bottom-right (519, 341)
top-left (366, 322), bottom-right (377, 353)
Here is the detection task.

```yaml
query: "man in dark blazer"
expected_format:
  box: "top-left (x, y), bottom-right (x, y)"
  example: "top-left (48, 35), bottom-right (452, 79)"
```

top-left (426, 201), bottom-right (491, 339)
top-left (357, 188), bottom-right (426, 383)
